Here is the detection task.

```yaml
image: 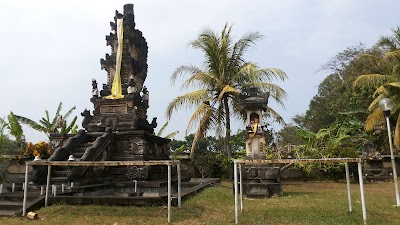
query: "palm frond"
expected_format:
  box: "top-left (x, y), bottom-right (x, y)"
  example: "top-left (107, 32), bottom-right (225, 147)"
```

top-left (368, 94), bottom-right (386, 111)
top-left (189, 103), bottom-right (214, 157)
top-left (373, 85), bottom-right (389, 97)
top-left (186, 101), bottom-right (214, 134)
top-left (166, 89), bottom-right (209, 120)
top-left (171, 65), bottom-right (203, 85)
top-left (217, 85), bottom-right (239, 101)
top-left (353, 74), bottom-right (392, 90)
top-left (265, 106), bottom-right (286, 125)
top-left (394, 113), bottom-right (400, 148)
top-left (364, 108), bottom-right (384, 131)
top-left (181, 72), bottom-right (221, 90)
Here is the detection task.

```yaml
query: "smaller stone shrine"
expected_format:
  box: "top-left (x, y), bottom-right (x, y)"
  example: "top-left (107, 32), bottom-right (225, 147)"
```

top-left (362, 142), bottom-right (397, 182)
top-left (239, 87), bottom-right (283, 198)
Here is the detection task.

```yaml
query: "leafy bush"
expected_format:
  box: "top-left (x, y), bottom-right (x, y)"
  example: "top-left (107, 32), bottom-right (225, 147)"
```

top-left (192, 152), bottom-right (232, 178)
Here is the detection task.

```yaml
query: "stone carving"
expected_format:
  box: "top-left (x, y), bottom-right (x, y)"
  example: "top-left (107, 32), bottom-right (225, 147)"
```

top-left (100, 4), bottom-right (148, 96)
top-left (101, 116), bottom-right (119, 129)
top-left (127, 75), bottom-right (137, 95)
top-left (40, 4), bottom-right (171, 186)
top-left (81, 109), bottom-right (93, 129)
top-left (55, 115), bottom-right (65, 129)
top-left (126, 166), bottom-right (149, 180)
top-left (100, 105), bottom-right (128, 114)
top-left (141, 86), bottom-right (149, 108)
top-left (92, 79), bottom-right (99, 97)
top-left (50, 139), bottom-right (63, 149)
top-left (150, 117), bottom-right (157, 129)
top-left (239, 86), bottom-right (269, 111)
top-left (132, 138), bottom-right (149, 155)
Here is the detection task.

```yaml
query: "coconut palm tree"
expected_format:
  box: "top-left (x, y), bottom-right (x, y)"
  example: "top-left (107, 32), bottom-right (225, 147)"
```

top-left (15, 102), bottom-right (78, 139)
top-left (377, 26), bottom-right (400, 51)
top-left (166, 23), bottom-right (287, 157)
top-left (353, 27), bottom-right (400, 147)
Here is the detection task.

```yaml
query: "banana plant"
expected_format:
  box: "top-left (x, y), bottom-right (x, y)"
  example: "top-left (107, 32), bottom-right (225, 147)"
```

top-left (15, 102), bottom-right (78, 139)
top-left (156, 122), bottom-right (179, 139)
top-left (0, 112), bottom-right (25, 154)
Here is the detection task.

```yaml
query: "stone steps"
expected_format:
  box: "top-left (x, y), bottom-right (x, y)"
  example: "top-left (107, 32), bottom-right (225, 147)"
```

top-left (0, 200), bottom-right (22, 210)
top-left (0, 210), bottom-right (17, 217)
top-left (0, 188), bottom-right (43, 217)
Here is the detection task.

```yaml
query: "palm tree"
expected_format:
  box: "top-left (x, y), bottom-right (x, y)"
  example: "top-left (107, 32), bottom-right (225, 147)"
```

top-left (353, 27), bottom-right (400, 147)
top-left (377, 26), bottom-right (400, 51)
top-left (166, 23), bottom-right (287, 157)
top-left (0, 112), bottom-right (25, 154)
top-left (15, 102), bottom-right (78, 139)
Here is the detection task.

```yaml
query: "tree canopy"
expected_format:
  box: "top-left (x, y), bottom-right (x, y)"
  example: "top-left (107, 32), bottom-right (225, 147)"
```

top-left (167, 23), bottom-right (287, 157)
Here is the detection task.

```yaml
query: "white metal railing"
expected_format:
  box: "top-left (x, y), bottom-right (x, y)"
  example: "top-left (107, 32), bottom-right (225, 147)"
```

top-left (23, 160), bottom-right (181, 223)
top-left (233, 158), bottom-right (366, 225)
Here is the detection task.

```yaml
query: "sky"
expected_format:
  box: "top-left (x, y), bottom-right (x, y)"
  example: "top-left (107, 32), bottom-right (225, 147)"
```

top-left (1, 0), bottom-right (400, 143)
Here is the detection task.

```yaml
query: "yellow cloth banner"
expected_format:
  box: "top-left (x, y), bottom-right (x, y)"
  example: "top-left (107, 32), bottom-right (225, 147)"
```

top-left (249, 122), bottom-right (258, 139)
top-left (105, 18), bottom-right (124, 99)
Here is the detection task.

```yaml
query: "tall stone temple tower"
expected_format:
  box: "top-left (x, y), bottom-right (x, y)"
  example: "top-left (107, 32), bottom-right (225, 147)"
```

top-left (35, 4), bottom-right (170, 185)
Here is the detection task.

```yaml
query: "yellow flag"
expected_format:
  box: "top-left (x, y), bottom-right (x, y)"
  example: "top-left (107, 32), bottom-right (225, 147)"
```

top-left (105, 18), bottom-right (124, 99)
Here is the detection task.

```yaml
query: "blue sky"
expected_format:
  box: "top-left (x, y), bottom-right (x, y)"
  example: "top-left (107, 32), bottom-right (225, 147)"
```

top-left (1, 0), bottom-right (400, 142)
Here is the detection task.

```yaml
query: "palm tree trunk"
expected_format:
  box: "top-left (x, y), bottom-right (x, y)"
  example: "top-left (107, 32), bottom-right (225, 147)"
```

top-left (223, 97), bottom-right (232, 158)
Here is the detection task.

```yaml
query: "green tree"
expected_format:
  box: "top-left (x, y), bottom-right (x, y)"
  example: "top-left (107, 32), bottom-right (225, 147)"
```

top-left (277, 124), bottom-right (306, 146)
top-left (166, 23), bottom-right (287, 157)
top-left (0, 112), bottom-right (25, 154)
top-left (15, 102), bottom-right (78, 139)
top-left (304, 44), bottom-right (376, 132)
top-left (0, 120), bottom-right (7, 153)
top-left (353, 27), bottom-right (400, 147)
top-left (377, 26), bottom-right (400, 51)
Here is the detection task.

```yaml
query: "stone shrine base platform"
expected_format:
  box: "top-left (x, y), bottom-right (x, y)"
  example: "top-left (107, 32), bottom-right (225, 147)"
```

top-left (0, 178), bottom-right (220, 216)
top-left (244, 182), bottom-right (283, 198)
top-left (51, 178), bottom-right (220, 206)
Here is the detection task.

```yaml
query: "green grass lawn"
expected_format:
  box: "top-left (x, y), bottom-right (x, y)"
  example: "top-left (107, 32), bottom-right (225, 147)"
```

top-left (1, 181), bottom-right (400, 225)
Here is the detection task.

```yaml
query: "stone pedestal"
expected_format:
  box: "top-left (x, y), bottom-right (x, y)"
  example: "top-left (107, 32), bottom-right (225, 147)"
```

top-left (240, 165), bottom-right (283, 198)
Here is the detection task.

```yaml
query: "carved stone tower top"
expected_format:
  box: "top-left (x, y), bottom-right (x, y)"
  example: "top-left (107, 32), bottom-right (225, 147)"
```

top-left (100, 4), bottom-right (148, 97)
top-left (84, 4), bottom-right (156, 133)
